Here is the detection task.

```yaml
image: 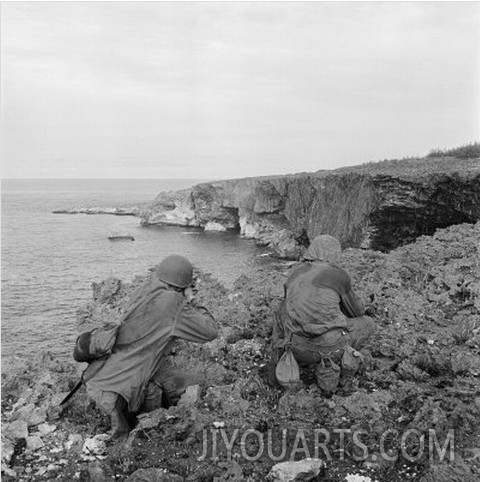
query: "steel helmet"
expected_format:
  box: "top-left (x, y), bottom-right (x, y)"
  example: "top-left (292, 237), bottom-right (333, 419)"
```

top-left (156, 254), bottom-right (193, 288)
top-left (303, 235), bottom-right (342, 263)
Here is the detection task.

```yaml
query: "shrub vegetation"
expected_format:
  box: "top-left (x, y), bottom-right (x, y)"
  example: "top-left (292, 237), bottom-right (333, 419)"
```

top-left (427, 142), bottom-right (480, 159)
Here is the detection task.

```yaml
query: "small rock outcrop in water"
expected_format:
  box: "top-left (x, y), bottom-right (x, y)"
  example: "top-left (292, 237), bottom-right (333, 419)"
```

top-left (53, 206), bottom-right (141, 216)
top-left (107, 234), bottom-right (135, 241)
top-left (141, 158), bottom-right (480, 257)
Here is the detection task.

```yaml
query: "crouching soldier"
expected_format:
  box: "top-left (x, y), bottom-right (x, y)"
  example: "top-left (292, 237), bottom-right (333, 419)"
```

top-left (82, 254), bottom-right (218, 438)
top-left (272, 235), bottom-right (376, 394)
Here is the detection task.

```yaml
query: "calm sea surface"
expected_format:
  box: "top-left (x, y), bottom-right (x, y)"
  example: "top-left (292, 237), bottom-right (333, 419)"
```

top-left (1, 179), bottom-right (266, 361)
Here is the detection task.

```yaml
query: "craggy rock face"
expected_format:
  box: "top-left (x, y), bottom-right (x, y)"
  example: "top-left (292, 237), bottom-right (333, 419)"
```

top-left (141, 189), bottom-right (198, 227)
top-left (140, 158), bottom-right (480, 258)
top-left (2, 221), bottom-right (480, 480)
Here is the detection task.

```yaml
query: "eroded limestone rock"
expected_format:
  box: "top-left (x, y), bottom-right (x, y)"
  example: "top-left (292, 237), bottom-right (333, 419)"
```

top-left (267, 458), bottom-right (325, 481)
top-left (141, 158), bottom-right (480, 257)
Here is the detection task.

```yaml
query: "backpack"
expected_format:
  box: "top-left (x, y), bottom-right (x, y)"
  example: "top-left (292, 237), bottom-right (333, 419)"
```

top-left (61, 325), bottom-right (119, 407)
top-left (73, 325), bottom-right (119, 363)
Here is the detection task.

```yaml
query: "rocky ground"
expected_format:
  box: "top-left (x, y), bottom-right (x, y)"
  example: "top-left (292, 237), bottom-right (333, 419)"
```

top-left (2, 222), bottom-right (480, 481)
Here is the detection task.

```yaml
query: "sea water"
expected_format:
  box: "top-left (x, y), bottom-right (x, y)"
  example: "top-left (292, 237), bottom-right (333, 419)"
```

top-left (1, 179), bottom-right (266, 361)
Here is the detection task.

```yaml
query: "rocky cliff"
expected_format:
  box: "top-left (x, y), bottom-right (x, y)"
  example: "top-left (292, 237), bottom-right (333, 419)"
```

top-left (3, 222), bottom-right (480, 480)
top-left (141, 158), bottom-right (480, 258)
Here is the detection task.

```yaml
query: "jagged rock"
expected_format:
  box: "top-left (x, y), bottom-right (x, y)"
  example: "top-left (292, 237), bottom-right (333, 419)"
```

top-left (91, 277), bottom-right (124, 304)
top-left (134, 408), bottom-right (170, 431)
top-left (3, 420), bottom-right (28, 440)
top-left (345, 475), bottom-right (375, 482)
top-left (4, 216), bottom-right (480, 480)
top-left (26, 435), bottom-right (44, 451)
top-left (1, 435), bottom-right (15, 468)
top-left (204, 383), bottom-right (250, 417)
top-left (141, 158), bottom-right (480, 256)
top-left (76, 277), bottom-right (129, 330)
top-left (206, 327), bottom-right (234, 357)
top-left (16, 404), bottom-right (47, 426)
top-left (126, 468), bottom-right (184, 481)
top-left (144, 189), bottom-right (197, 227)
top-left (82, 434), bottom-right (110, 455)
top-left (35, 467), bottom-right (48, 477)
top-left (64, 433), bottom-right (83, 451)
top-left (240, 217), bottom-right (260, 238)
top-left (267, 458), bottom-right (324, 481)
top-left (37, 423), bottom-right (56, 435)
top-left (178, 385), bottom-right (201, 407)
top-left (269, 229), bottom-right (303, 260)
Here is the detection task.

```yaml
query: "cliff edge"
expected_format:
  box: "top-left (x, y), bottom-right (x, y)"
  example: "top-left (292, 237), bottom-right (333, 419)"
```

top-left (140, 157), bottom-right (480, 258)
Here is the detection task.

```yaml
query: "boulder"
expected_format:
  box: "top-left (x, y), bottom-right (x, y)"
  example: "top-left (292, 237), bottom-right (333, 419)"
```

top-left (82, 434), bottom-right (110, 455)
top-left (3, 420), bottom-right (28, 440)
top-left (269, 229), bottom-right (303, 260)
top-left (16, 404), bottom-right (47, 426)
top-left (37, 423), bottom-right (57, 435)
top-left (26, 435), bottom-right (44, 451)
top-left (204, 383), bottom-right (250, 417)
top-left (345, 475), bottom-right (375, 482)
top-left (267, 458), bottom-right (325, 481)
top-left (1, 435), bottom-right (15, 469)
top-left (178, 385), bottom-right (201, 407)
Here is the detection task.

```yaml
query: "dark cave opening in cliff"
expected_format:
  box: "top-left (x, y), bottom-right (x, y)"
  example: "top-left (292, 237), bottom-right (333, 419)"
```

top-left (223, 207), bottom-right (241, 233)
top-left (371, 207), bottom-right (476, 252)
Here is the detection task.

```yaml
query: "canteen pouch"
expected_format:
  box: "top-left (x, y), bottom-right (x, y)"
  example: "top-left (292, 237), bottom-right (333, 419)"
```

top-left (275, 347), bottom-right (301, 389)
top-left (341, 345), bottom-right (363, 378)
top-left (73, 325), bottom-right (119, 363)
top-left (315, 358), bottom-right (341, 394)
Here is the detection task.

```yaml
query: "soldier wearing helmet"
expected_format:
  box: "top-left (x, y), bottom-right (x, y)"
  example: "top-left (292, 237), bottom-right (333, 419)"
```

top-left (84, 254), bottom-right (218, 438)
top-left (272, 235), bottom-right (376, 393)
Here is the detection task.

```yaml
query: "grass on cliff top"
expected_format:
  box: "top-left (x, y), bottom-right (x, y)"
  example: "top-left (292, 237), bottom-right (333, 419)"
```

top-left (331, 156), bottom-right (480, 179)
top-left (426, 142), bottom-right (480, 160)
top-left (317, 141), bottom-right (480, 179)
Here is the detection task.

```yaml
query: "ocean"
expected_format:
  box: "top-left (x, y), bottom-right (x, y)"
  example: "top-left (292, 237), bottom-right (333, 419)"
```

top-left (1, 179), bottom-right (266, 362)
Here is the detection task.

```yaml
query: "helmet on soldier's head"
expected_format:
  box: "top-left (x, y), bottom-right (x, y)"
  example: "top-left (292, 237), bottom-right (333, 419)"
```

top-left (156, 254), bottom-right (193, 288)
top-left (304, 235), bottom-right (342, 263)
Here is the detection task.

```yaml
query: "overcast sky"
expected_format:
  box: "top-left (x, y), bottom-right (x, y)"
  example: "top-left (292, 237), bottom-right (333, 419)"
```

top-left (1, 2), bottom-right (479, 179)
